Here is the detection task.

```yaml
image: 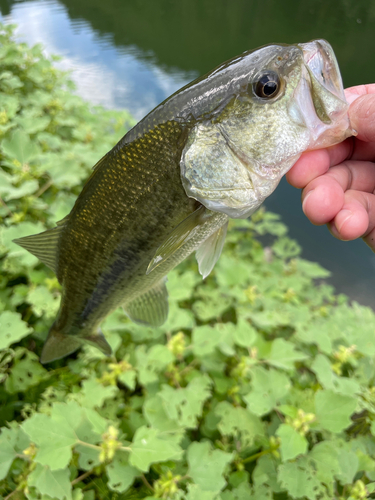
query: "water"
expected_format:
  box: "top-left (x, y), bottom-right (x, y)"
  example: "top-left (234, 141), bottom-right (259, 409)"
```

top-left (1, 0), bottom-right (375, 306)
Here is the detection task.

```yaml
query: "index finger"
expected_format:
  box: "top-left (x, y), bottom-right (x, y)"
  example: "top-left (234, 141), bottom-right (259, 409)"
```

top-left (286, 138), bottom-right (353, 189)
top-left (345, 83), bottom-right (375, 104)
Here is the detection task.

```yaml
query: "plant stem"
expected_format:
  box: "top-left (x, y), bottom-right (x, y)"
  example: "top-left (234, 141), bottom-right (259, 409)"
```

top-left (76, 440), bottom-right (131, 452)
top-left (35, 179), bottom-right (53, 198)
top-left (0, 195), bottom-right (13, 216)
top-left (4, 488), bottom-right (20, 500)
top-left (242, 446), bottom-right (277, 464)
top-left (76, 440), bottom-right (101, 450)
top-left (71, 468), bottom-right (95, 486)
top-left (140, 473), bottom-right (154, 492)
top-left (120, 445), bottom-right (132, 452)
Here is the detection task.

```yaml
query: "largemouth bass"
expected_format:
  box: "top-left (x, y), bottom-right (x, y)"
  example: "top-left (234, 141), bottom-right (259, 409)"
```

top-left (15, 40), bottom-right (353, 363)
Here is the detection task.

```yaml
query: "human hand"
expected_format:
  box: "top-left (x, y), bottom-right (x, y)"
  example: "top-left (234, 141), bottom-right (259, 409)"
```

top-left (286, 84), bottom-right (375, 251)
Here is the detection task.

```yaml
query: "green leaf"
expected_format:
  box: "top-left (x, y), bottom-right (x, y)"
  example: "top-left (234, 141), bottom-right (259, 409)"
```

top-left (143, 395), bottom-right (182, 432)
top-left (232, 319), bottom-right (257, 348)
top-left (272, 237), bottom-right (301, 259)
top-left (309, 441), bottom-right (341, 493)
top-left (135, 345), bottom-right (174, 386)
top-left (215, 256), bottom-right (250, 287)
top-left (162, 301), bottom-right (195, 331)
top-left (296, 259), bottom-right (330, 278)
top-left (266, 338), bottom-right (308, 370)
top-left (167, 270), bottom-right (199, 302)
top-left (186, 484), bottom-right (218, 500)
top-left (27, 285), bottom-right (60, 318)
top-left (106, 451), bottom-right (138, 493)
top-left (243, 366), bottom-right (290, 416)
top-left (187, 441), bottom-right (233, 494)
top-left (0, 178), bottom-right (39, 201)
top-left (22, 413), bottom-right (77, 470)
top-left (0, 310), bottom-right (32, 350)
top-left (277, 457), bottom-right (327, 500)
top-left (15, 115), bottom-right (50, 135)
top-left (0, 221), bottom-right (46, 266)
top-left (2, 129), bottom-right (41, 164)
top-left (78, 377), bottom-right (117, 409)
top-left (311, 354), bottom-right (360, 397)
top-left (191, 323), bottom-right (236, 357)
top-left (118, 370), bottom-right (136, 391)
top-left (252, 455), bottom-right (282, 493)
top-left (191, 325), bottom-right (220, 356)
top-left (314, 390), bottom-right (357, 433)
top-left (276, 424), bottom-right (308, 461)
top-left (0, 427), bottom-right (20, 480)
top-left (130, 426), bottom-right (183, 472)
top-left (28, 463), bottom-right (72, 500)
top-left (295, 321), bottom-right (333, 354)
top-left (215, 401), bottom-right (265, 445)
top-left (336, 447), bottom-right (359, 485)
top-left (22, 401), bottom-right (101, 470)
top-left (158, 375), bottom-right (212, 428)
top-left (75, 443), bottom-right (101, 471)
top-left (5, 350), bottom-right (47, 393)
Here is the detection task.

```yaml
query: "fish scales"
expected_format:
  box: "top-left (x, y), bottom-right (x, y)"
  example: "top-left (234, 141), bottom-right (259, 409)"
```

top-left (55, 121), bottom-right (196, 336)
top-left (14, 40), bottom-right (353, 362)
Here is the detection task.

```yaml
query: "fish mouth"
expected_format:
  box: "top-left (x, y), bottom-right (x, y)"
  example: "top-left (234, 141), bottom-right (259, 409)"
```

top-left (289, 40), bottom-right (353, 149)
top-left (299, 40), bottom-right (346, 102)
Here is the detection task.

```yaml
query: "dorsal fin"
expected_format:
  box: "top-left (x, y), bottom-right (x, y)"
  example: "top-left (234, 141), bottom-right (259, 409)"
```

top-left (13, 224), bottom-right (65, 274)
top-left (92, 152), bottom-right (109, 172)
top-left (56, 214), bottom-right (70, 226)
top-left (196, 221), bottom-right (228, 279)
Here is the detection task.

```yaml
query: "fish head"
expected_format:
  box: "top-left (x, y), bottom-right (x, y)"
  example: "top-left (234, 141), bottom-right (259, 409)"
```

top-left (180, 40), bottom-right (353, 218)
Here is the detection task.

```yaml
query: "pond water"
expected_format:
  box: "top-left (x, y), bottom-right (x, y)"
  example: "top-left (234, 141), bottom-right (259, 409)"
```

top-left (2, 0), bottom-right (375, 306)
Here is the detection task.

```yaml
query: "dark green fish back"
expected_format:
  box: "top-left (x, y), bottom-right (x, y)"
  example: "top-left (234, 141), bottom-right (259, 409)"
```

top-left (54, 119), bottom-right (196, 336)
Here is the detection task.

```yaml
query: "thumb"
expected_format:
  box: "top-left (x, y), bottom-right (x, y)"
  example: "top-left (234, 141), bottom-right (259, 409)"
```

top-left (349, 93), bottom-right (375, 143)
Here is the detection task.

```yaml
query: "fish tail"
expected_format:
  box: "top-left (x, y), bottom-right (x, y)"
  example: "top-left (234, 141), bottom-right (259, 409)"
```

top-left (83, 329), bottom-right (112, 357)
top-left (40, 323), bottom-right (82, 364)
top-left (40, 324), bottom-right (113, 364)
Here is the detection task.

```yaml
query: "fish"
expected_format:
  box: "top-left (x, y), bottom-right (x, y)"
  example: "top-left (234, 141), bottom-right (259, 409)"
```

top-left (14, 39), bottom-right (353, 363)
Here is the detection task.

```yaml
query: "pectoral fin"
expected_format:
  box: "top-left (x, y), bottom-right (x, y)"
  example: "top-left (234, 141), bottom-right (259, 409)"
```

top-left (13, 223), bottom-right (66, 274)
top-left (147, 205), bottom-right (209, 275)
top-left (124, 280), bottom-right (169, 327)
top-left (196, 221), bottom-right (228, 279)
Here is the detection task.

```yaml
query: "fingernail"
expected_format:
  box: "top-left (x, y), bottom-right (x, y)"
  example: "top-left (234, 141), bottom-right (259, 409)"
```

top-left (302, 190), bottom-right (313, 214)
top-left (336, 209), bottom-right (352, 233)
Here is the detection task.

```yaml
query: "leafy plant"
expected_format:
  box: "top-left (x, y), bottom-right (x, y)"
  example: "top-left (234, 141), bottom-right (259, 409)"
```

top-left (1, 22), bottom-right (375, 500)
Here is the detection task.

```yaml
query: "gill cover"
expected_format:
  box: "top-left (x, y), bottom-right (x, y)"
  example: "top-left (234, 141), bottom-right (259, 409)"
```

top-left (180, 40), bottom-right (351, 220)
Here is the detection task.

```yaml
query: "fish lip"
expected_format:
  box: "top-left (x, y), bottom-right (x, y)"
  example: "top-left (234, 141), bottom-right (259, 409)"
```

top-left (291, 40), bottom-right (353, 148)
top-left (299, 39), bottom-right (346, 102)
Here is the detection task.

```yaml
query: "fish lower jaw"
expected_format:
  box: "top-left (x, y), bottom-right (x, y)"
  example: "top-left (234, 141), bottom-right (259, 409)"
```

top-left (307, 114), bottom-right (353, 150)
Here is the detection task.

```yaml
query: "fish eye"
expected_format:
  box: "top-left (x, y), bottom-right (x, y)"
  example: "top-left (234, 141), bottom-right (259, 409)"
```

top-left (252, 71), bottom-right (281, 99)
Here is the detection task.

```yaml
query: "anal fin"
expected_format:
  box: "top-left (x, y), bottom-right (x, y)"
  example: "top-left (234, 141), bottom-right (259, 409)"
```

top-left (124, 279), bottom-right (169, 327)
top-left (196, 221), bottom-right (228, 279)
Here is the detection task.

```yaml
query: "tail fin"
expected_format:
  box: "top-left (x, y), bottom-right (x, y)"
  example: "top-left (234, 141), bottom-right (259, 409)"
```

top-left (40, 325), bottom-right (82, 364)
top-left (40, 324), bottom-right (113, 364)
top-left (84, 330), bottom-right (112, 356)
